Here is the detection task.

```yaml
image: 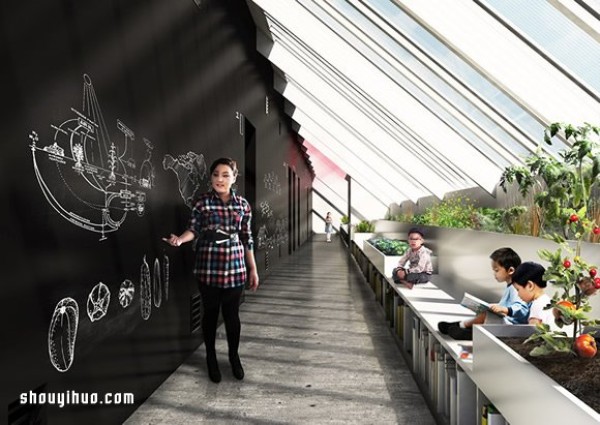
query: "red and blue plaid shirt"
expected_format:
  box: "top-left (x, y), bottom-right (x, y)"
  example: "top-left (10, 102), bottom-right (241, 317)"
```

top-left (188, 190), bottom-right (254, 289)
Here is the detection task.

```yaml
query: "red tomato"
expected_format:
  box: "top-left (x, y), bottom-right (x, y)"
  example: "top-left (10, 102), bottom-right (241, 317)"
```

top-left (574, 334), bottom-right (597, 359)
top-left (557, 300), bottom-right (575, 310)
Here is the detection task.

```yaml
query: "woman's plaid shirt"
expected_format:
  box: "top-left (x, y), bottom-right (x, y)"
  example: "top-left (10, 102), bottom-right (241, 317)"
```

top-left (188, 190), bottom-right (254, 288)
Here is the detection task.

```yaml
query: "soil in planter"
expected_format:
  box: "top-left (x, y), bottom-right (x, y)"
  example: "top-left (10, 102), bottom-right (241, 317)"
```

top-left (501, 337), bottom-right (600, 414)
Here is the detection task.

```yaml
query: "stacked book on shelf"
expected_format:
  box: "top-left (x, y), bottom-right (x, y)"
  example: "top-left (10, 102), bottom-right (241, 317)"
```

top-left (481, 404), bottom-right (506, 425)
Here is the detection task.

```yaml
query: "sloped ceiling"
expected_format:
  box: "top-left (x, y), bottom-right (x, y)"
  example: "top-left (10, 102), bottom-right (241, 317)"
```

top-left (247, 0), bottom-right (600, 219)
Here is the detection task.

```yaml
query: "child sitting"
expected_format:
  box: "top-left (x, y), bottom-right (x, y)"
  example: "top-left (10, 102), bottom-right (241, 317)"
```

top-left (511, 261), bottom-right (554, 326)
top-left (391, 227), bottom-right (433, 289)
top-left (438, 247), bottom-right (529, 340)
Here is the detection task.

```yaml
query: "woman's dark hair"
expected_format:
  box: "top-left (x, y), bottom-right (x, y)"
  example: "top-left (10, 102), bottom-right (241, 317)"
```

top-left (489, 247), bottom-right (521, 270)
top-left (210, 157), bottom-right (238, 177)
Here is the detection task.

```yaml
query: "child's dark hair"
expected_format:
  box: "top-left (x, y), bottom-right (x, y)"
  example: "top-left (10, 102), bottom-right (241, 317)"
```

top-left (407, 227), bottom-right (424, 238)
top-left (489, 247), bottom-right (521, 270)
top-left (210, 157), bottom-right (238, 177)
top-left (512, 262), bottom-right (546, 288)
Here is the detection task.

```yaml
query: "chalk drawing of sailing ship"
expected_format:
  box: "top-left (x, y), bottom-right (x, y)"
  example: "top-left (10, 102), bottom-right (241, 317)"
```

top-left (29, 74), bottom-right (155, 240)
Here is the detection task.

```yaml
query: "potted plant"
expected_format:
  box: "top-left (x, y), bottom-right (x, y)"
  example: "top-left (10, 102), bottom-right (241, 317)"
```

top-left (368, 238), bottom-right (409, 256)
top-left (355, 219), bottom-right (375, 233)
top-left (350, 219), bottom-right (376, 249)
top-left (362, 237), bottom-right (409, 278)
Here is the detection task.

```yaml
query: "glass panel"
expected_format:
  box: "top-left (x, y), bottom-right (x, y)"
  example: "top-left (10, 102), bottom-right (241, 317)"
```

top-left (267, 17), bottom-right (496, 193)
top-left (287, 1), bottom-right (535, 188)
top-left (485, 0), bottom-right (600, 93)
top-left (319, 0), bottom-right (537, 164)
top-left (587, 0), bottom-right (600, 13)
top-left (252, 0), bottom-right (594, 206)
top-left (391, 0), bottom-right (600, 124)
top-left (368, 0), bottom-right (548, 140)
top-left (295, 111), bottom-right (421, 202)
top-left (266, 37), bottom-right (461, 197)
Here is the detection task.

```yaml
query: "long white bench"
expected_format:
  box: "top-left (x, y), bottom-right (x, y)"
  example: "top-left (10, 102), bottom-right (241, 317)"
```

top-left (387, 277), bottom-right (475, 371)
top-left (352, 242), bottom-right (497, 424)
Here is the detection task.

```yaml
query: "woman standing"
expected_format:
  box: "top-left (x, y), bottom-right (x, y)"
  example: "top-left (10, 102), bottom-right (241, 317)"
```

top-left (163, 157), bottom-right (259, 383)
top-left (325, 212), bottom-right (333, 242)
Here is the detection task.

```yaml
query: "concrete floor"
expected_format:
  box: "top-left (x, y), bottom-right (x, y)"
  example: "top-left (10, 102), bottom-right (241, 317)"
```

top-left (124, 236), bottom-right (436, 424)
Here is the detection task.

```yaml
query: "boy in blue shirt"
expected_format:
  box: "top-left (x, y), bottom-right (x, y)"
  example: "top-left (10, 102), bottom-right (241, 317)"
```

top-left (438, 247), bottom-right (529, 340)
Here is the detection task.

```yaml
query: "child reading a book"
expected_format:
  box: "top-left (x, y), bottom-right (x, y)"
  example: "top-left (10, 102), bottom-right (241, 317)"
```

top-left (391, 227), bottom-right (433, 289)
top-left (511, 261), bottom-right (554, 326)
top-left (438, 247), bottom-right (529, 340)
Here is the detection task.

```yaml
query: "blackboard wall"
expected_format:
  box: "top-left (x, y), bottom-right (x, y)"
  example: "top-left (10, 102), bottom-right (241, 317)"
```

top-left (1, 0), bottom-right (312, 423)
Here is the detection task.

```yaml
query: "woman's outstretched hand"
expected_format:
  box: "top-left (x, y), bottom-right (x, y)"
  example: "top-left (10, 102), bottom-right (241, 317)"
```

top-left (162, 234), bottom-right (181, 247)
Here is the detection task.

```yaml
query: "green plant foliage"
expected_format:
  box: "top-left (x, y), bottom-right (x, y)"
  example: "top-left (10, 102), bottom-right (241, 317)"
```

top-left (500, 122), bottom-right (600, 238)
top-left (340, 215), bottom-right (349, 225)
top-left (411, 214), bottom-right (428, 225)
top-left (419, 197), bottom-right (477, 229)
top-left (396, 213), bottom-right (413, 222)
top-left (354, 220), bottom-right (375, 233)
top-left (474, 206), bottom-right (529, 234)
top-left (501, 122), bottom-right (600, 357)
top-left (474, 208), bottom-right (505, 233)
top-left (368, 238), bottom-right (409, 256)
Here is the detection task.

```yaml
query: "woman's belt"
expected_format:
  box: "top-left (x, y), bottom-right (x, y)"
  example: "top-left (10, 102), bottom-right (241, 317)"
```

top-left (199, 229), bottom-right (240, 244)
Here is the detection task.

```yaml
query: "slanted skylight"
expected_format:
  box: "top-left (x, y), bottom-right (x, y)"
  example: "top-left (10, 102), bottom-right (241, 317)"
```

top-left (247, 0), bottom-right (600, 221)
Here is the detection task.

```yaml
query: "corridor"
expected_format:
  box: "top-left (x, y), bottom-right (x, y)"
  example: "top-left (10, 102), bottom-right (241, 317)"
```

top-left (125, 236), bottom-right (435, 424)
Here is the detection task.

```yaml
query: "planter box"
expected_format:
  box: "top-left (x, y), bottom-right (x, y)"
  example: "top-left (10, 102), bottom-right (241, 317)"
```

top-left (362, 240), bottom-right (401, 278)
top-left (473, 325), bottom-right (600, 425)
top-left (351, 232), bottom-right (375, 248)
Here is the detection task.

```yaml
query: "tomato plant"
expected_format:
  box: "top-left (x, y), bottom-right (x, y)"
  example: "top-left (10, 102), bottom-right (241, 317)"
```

top-left (503, 122), bottom-right (600, 358)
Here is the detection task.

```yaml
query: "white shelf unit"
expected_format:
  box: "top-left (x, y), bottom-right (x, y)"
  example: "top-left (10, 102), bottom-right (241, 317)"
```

top-left (385, 272), bottom-right (491, 425)
top-left (353, 244), bottom-right (513, 425)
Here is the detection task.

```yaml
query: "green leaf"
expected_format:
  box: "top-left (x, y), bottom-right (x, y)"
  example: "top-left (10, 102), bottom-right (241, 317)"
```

top-left (564, 124), bottom-right (576, 140)
top-left (578, 140), bottom-right (591, 160)
top-left (538, 249), bottom-right (554, 261)
top-left (530, 344), bottom-right (556, 357)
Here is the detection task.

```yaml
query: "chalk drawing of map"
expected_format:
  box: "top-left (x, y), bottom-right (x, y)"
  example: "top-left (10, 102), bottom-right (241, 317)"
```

top-left (28, 74), bottom-right (155, 240)
top-left (163, 152), bottom-right (207, 208)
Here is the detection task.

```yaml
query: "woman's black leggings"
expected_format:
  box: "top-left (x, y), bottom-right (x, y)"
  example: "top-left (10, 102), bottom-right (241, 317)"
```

top-left (198, 285), bottom-right (244, 358)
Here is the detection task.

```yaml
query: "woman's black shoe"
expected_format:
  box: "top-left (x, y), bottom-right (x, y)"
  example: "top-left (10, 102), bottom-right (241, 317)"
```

top-left (229, 355), bottom-right (245, 380)
top-left (207, 355), bottom-right (221, 383)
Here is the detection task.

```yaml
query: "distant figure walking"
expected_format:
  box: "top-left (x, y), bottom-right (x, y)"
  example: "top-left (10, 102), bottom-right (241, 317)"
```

top-left (325, 212), bottom-right (333, 242)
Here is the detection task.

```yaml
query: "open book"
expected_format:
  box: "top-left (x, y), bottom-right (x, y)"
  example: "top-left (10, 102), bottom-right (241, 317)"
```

top-left (460, 292), bottom-right (500, 316)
